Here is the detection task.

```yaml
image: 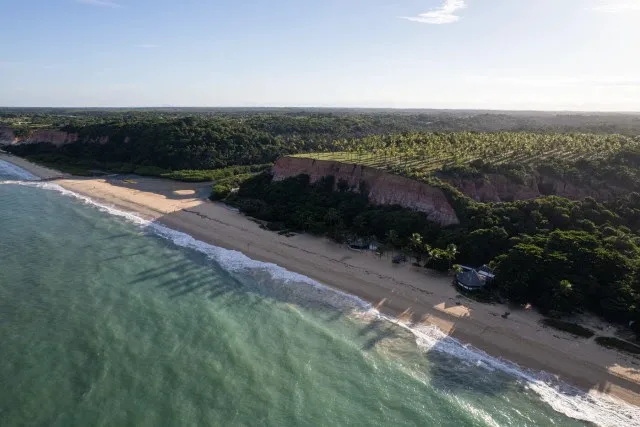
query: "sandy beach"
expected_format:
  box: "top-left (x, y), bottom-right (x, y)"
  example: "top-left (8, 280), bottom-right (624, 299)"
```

top-left (0, 152), bottom-right (67, 180)
top-left (4, 154), bottom-right (640, 407)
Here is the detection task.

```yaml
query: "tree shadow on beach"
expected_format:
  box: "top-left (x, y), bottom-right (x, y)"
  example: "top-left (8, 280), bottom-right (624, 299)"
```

top-left (143, 206), bottom-right (529, 399)
top-left (130, 256), bottom-right (242, 302)
top-left (356, 316), bottom-right (524, 398)
top-left (128, 240), bottom-right (357, 324)
top-left (145, 202), bottom-right (640, 408)
top-left (358, 318), bottom-right (406, 351)
top-left (103, 251), bottom-right (148, 262)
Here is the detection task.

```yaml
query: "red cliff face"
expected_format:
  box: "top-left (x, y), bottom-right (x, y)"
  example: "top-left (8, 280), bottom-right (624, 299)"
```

top-left (0, 127), bottom-right (17, 145)
top-left (272, 157), bottom-right (460, 226)
top-left (0, 127), bottom-right (81, 147)
top-left (24, 130), bottom-right (80, 146)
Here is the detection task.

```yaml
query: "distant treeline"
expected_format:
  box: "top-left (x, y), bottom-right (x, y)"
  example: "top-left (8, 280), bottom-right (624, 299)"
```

top-left (5, 114), bottom-right (425, 171)
top-left (2, 108), bottom-right (640, 134)
top-left (4, 111), bottom-right (640, 175)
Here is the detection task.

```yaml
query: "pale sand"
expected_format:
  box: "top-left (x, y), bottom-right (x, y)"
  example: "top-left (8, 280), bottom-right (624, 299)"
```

top-left (4, 156), bottom-right (640, 407)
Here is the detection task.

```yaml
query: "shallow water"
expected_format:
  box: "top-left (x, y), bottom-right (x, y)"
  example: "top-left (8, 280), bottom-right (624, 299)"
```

top-left (1, 160), bottom-right (638, 426)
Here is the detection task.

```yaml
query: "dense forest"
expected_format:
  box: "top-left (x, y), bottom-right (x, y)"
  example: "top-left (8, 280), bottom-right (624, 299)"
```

top-left (229, 172), bottom-right (640, 332)
top-left (3, 109), bottom-right (640, 334)
top-left (3, 107), bottom-right (640, 134)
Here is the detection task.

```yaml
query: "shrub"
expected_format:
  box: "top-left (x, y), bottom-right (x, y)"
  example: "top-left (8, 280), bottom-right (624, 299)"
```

top-left (210, 172), bottom-right (264, 201)
top-left (210, 183), bottom-right (232, 201)
top-left (163, 164), bottom-right (271, 182)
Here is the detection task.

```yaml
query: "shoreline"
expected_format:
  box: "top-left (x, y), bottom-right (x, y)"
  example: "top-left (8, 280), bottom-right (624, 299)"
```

top-left (0, 152), bottom-right (67, 180)
top-left (4, 155), bottom-right (640, 409)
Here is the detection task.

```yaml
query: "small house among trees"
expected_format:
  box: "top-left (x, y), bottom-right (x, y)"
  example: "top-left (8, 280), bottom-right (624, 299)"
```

top-left (455, 265), bottom-right (495, 291)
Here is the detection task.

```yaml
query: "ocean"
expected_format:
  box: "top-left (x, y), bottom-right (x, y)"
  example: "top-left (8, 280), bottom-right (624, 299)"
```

top-left (1, 159), bottom-right (638, 427)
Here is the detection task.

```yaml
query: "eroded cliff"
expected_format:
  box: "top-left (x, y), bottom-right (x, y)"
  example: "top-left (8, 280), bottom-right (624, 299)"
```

top-left (0, 127), bottom-right (80, 146)
top-left (272, 157), bottom-right (460, 226)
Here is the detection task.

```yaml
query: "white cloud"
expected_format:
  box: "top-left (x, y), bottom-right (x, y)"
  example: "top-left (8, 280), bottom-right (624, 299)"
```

top-left (403, 0), bottom-right (467, 24)
top-left (76, 0), bottom-right (123, 8)
top-left (591, 2), bottom-right (640, 12)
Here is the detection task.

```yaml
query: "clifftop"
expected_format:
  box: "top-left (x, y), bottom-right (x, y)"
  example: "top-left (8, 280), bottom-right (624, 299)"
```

top-left (0, 127), bottom-right (80, 147)
top-left (273, 155), bottom-right (635, 224)
top-left (272, 157), bottom-right (460, 226)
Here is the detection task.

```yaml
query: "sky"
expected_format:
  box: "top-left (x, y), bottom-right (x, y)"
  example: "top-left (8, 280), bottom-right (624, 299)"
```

top-left (1, 0), bottom-right (639, 111)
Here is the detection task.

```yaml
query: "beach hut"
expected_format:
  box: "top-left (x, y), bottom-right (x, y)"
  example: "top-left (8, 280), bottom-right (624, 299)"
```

top-left (347, 238), bottom-right (370, 251)
top-left (477, 265), bottom-right (495, 281)
top-left (347, 237), bottom-right (378, 252)
top-left (455, 265), bottom-right (494, 291)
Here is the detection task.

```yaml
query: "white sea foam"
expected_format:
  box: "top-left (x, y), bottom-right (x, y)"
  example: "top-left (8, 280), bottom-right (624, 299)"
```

top-left (0, 159), bottom-right (39, 181)
top-left (4, 178), bottom-right (640, 426)
top-left (1, 179), bottom-right (371, 313)
top-left (376, 315), bottom-right (640, 427)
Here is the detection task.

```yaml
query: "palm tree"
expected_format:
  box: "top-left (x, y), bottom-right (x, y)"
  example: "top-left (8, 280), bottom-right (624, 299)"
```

top-left (423, 243), bottom-right (433, 267)
top-left (387, 229), bottom-right (401, 248)
top-left (409, 233), bottom-right (423, 263)
top-left (445, 243), bottom-right (458, 270)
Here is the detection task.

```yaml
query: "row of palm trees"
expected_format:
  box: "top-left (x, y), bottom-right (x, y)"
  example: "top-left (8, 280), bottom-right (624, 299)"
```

top-left (308, 132), bottom-right (640, 177)
top-left (382, 230), bottom-right (458, 270)
top-left (407, 233), bottom-right (458, 269)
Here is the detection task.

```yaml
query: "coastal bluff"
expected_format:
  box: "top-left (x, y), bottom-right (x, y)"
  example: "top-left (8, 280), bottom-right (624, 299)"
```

top-left (272, 156), bottom-right (459, 226)
top-left (0, 127), bottom-right (112, 147)
top-left (0, 127), bottom-right (80, 146)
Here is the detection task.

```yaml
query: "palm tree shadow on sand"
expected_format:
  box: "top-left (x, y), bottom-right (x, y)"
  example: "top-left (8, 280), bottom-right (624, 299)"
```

top-left (356, 311), bottom-right (640, 405)
top-left (129, 233), bottom-right (361, 325)
top-left (355, 317), bottom-right (519, 397)
top-left (121, 189), bottom-right (640, 406)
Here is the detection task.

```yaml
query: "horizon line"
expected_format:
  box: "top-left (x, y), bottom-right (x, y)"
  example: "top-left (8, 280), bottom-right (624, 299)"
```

top-left (1, 106), bottom-right (639, 114)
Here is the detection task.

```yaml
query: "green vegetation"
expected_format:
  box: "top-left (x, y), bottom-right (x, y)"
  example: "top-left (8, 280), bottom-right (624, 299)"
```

top-left (161, 164), bottom-right (271, 183)
top-left (296, 132), bottom-right (640, 191)
top-left (3, 112), bottom-right (443, 172)
top-left (3, 108), bottom-right (640, 135)
top-left (3, 109), bottom-right (640, 336)
top-left (541, 319), bottom-right (595, 338)
top-left (210, 172), bottom-right (265, 201)
top-left (595, 337), bottom-right (640, 355)
top-left (3, 110), bottom-right (640, 179)
top-left (302, 132), bottom-right (639, 169)
top-left (230, 172), bottom-right (640, 330)
top-left (228, 173), bottom-right (448, 266)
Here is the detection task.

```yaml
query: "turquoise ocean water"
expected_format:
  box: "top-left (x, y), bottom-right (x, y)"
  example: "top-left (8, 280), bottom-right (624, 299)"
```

top-left (1, 160), bottom-right (639, 427)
